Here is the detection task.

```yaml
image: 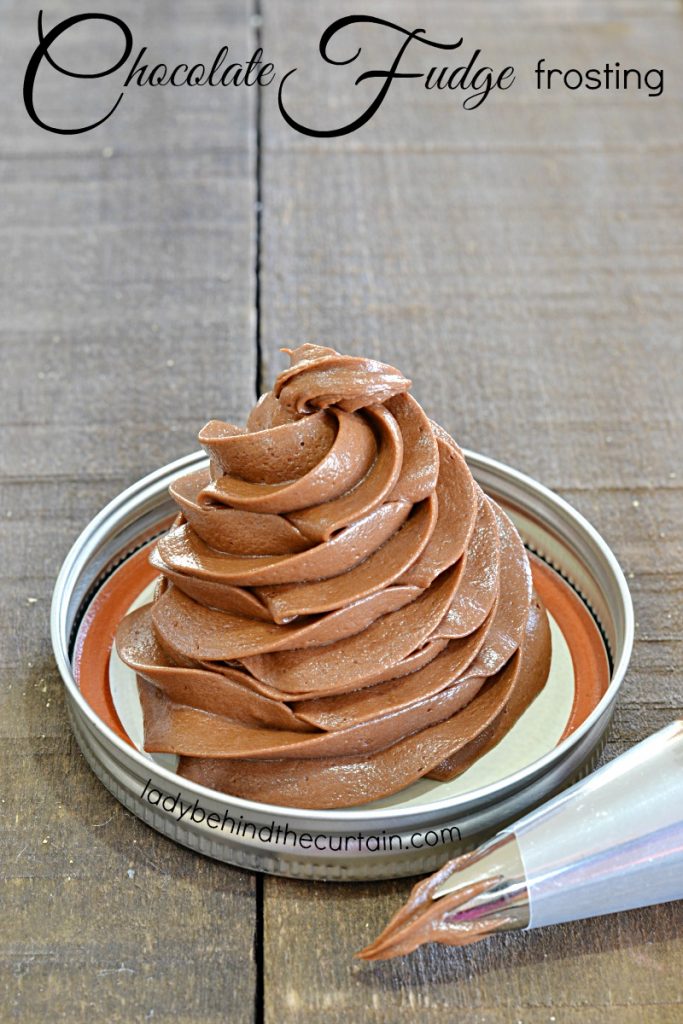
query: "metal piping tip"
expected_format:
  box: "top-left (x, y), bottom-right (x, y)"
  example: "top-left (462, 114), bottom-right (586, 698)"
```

top-left (357, 832), bottom-right (530, 961)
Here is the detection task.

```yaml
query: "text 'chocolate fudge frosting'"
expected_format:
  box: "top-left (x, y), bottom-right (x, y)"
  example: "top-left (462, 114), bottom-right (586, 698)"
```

top-left (116, 344), bottom-right (552, 808)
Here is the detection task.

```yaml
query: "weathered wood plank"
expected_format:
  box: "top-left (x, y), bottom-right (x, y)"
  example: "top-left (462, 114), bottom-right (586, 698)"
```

top-left (1, 2), bottom-right (259, 1022)
top-left (3, 0), bottom-right (682, 1019)
top-left (258, 1), bottom-right (683, 1021)
top-left (263, 880), bottom-right (682, 1024)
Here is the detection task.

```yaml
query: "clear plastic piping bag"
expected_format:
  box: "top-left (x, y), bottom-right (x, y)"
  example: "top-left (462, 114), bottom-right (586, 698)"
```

top-left (359, 722), bottom-right (683, 960)
top-left (511, 719), bottom-right (683, 928)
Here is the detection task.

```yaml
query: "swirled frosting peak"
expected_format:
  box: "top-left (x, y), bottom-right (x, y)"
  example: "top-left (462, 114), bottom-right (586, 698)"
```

top-left (116, 344), bottom-right (551, 808)
top-left (274, 343), bottom-right (412, 413)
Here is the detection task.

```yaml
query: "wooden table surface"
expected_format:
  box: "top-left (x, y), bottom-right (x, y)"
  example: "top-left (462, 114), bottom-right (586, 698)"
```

top-left (2, 1), bottom-right (681, 1021)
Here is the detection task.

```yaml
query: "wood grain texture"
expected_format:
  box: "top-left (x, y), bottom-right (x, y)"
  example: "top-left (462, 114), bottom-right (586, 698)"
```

top-left (1, 2), bottom-right (259, 1022)
top-left (258, 1), bottom-right (683, 1022)
top-left (2, 0), bottom-right (682, 1022)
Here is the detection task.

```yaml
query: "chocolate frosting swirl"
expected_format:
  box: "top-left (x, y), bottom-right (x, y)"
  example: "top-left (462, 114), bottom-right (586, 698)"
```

top-left (116, 345), bottom-right (551, 808)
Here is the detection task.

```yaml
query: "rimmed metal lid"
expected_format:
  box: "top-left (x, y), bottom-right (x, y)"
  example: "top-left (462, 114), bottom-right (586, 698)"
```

top-left (51, 450), bottom-right (633, 879)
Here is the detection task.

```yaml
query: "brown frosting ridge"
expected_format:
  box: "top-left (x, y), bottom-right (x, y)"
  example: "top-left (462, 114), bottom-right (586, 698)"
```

top-left (116, 344), bottom-right (552, 808)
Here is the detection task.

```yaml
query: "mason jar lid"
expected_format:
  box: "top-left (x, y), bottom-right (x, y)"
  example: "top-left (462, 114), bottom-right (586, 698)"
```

top-left (51, 450), bottom-right (633, 881)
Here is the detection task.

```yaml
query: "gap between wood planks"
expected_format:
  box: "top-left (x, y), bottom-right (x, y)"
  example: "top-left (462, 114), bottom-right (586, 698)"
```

top-left (252, 2), bottom-right (266, 1023)
top-left (253, 0), bottom-right (264, 407)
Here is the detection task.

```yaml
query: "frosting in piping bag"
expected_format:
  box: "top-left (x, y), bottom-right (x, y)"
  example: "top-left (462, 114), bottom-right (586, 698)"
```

top-left (116, 344), bottom-right (551, 808)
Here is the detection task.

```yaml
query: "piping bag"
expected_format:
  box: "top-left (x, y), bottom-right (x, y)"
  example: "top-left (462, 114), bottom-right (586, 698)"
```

top-left (358, 720), bottom-right (683, 960)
